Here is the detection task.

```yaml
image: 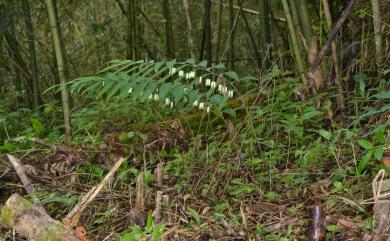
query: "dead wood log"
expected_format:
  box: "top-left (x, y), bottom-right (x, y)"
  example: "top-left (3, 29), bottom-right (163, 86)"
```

top-left (0, 194), bottom-right (80, 241)
top-left (7, 154), bottom-right (46, 213)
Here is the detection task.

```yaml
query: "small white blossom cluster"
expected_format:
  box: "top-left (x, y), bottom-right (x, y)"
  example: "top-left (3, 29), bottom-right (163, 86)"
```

top-left (173, 68), bottom-right (196, 80)
top-left (200, 76), bottom-right (234, 98)
top-left (193, 100), bottom-right (211, 113)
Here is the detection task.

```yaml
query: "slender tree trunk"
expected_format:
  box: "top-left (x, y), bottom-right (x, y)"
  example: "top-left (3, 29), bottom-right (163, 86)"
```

top-left (204, 0), bottom-right (212, 65)
top-left (258, 0), bottom-right (271, 68)
top-left (127, 0), bottom-right (134, 59)
top-left (370, 0), bottom-right (383, 66)
top-left (22, 0), bottom-right (40, 111)
top-left (183, 0), bottom-right (196, 59)
top-left (281, 0), bottom-right (308, 87)
top-left (162, 0), bottom-right (174, 59)
top-left (322, 0), bottom-right (345, 110)
top-left (45, 0), bottom-right (72, 140)
top-left (238, 0), bottom-right (261, 70)
top-left (215, 0), bottom-right (223, 62)
top-left (228, 0), bottom-right (235, 70)
top-left (296, 0), bottom-right (323, 90)
top-left (132, 0), bottom-right (139, 59)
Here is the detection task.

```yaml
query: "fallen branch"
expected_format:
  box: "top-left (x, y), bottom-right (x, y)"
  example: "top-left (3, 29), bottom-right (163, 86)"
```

top-left (6, 154), bottom-right (45, 212)
top-left (30, 137), bottom-right (74, 154)
top-left (63, 156), bottom-right (125, 227)
top-left (0, 194), bottom-right (80, 241)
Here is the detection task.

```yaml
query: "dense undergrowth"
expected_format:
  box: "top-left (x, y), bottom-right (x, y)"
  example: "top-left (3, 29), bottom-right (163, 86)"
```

top-left (1, 61), bottom-right (389, 240)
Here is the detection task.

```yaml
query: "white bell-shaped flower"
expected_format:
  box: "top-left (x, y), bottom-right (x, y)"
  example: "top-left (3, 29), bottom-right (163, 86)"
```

top-left (179, 70), bottom-right (184, 77)
top-left (199, 102), bottom-right (205, 109)
top-left (193, 100), bottom-right (198, 106)
top-left (205, 79), bottom-right (211, 86)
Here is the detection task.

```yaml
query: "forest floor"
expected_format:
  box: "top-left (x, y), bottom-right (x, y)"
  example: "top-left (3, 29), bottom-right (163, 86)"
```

top-left (0, 111), bottom-right (385, 241)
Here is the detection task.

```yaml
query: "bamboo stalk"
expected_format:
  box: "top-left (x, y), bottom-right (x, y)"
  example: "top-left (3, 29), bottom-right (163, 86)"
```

top-left (45, 0), bottom-right (72, 141)
top-left (371, 0), bottom-right (383, 66)
top-left (321, 0), bottom-right (345, 110)
top-left (281, 0), bottom-right (308, 87)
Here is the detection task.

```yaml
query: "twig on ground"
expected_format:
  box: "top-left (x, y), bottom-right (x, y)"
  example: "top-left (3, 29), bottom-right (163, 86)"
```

top-left (63, 156), bottom-right (125, 227)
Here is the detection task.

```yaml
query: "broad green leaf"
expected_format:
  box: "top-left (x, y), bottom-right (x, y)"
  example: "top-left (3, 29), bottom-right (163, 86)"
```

top-left (142, 82), bottom-right (158, 101)
top-left (302, 111), bottom-right (323, 120)
top-left (375, 91), bottom-right (390, 99)
top-left (318, 130), bottom-right (332, 140)
top-left (159, 83), bottom-right (172, 100)
top-left (374, 147), bottom-right (384, 161)
top-left (146, 211), bottom-right (153, 233)
top-left (132, 82), bottom-right (148, 101)
top-left (225, 71), bottom-right (239, 81)
top-left (96, 81), bottom-right (114, 98)
top-left (185, 58), bottom-right (195, 65)
top-left (198, 60), bottom-right (208, 67)
top-left (151, 223), bottom-right (165, 240)
top-left (187, 207), bottom-right (201, 225)
top-left (119, 226), bottom-right (143, 241)
top-left (357, 150), bottom-right (373, 174)
top-left (357, 139), bottom-right (373, 150)
top-left (172, 84), bottom-right (185, 103)
top-left (166, 59), bottom-right (176, 69)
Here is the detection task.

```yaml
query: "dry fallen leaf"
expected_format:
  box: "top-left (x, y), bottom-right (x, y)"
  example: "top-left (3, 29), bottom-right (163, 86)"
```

top-left (382, 157), bottom-right (390, 169)
top-left (337, 218), bottom-right (358, 230)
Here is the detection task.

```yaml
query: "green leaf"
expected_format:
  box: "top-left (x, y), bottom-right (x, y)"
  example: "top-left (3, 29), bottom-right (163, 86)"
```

top-left (31, 118), bottom-right (44, 133)
top-left (187, 207), bottom-right (202, 225)
top-left (374, 147), bottom-right (384, 161)
top-left (166, 59), bottom-right (176, 69)
top-left (154, 62), bottom-right (163, 72)
top-left (172, 84), bottom-right (185, 103)
top-left (198, 60), bottom-right (208, 68)
top-left (146, 211), bottom-right (153, 233)
top-left (224, 71), bottom-right (239, 81)
top-left (142, 82), bottom-right (158, 101)
top-left (185, 58), bottom-right (195, 65)
top-left (119, 226), bottom-right (143, 241)
top-left (326, 225), bottom-right (342, 233)
top-left (357, 150), bottom-right (373, 174)
top-left (151, 223), bottom-right (165, 240)
top-left (375, 91), bottom-right (390, 99)
top-left (357, 139), bottom-right (374, 150)
top-left (132, 82), bottom-right (148, 101)
top-left (106, 81), bottom-right (126, 99)
top-left (223, 107), bottom-right (236, 118)
top-left (265, 191), bottom-right (278, 201)
top-left (159, 83), bottom-right (172, 100)
top-left (302, 111), bottom-right (323, 120)
top-left (318, 130), bottom-right (332, 140)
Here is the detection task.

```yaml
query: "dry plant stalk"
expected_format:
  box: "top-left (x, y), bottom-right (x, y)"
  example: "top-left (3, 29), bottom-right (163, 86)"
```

top-left (154, 191), bottom-right (163, 223)
top-left (64, 156), bottom-right (125, 227)
top-left (135, 171), bottom-right (145, 210)
top-left (154, 162), bottom-right (163, 186)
